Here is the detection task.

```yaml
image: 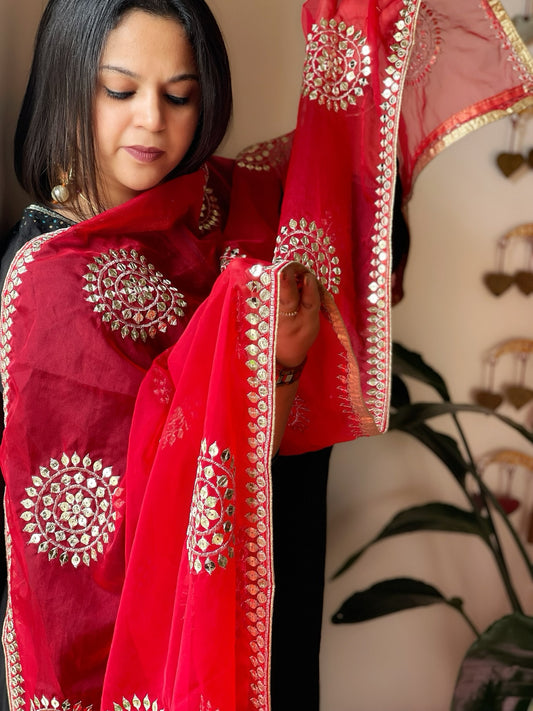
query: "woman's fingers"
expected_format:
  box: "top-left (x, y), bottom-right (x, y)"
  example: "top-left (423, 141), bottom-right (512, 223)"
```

top-left (300, 272), bottom-right (321, 312)
top-left (279, 265), bottom-right (320, 315)
top-left (279, 265), bottom-right (300, 314)
top-left (276, 266), bottom-right (321, 368)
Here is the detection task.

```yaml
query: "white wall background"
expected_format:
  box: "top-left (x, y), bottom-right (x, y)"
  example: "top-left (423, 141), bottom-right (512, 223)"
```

top-left (1, 1), bottom-right (533, 709)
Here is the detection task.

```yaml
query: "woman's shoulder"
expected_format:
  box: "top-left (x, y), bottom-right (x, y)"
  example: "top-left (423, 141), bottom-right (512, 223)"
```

top-left (1, 204), bottom-right (75, 292)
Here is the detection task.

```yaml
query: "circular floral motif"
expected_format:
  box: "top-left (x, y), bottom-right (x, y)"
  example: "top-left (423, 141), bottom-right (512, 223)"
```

top-left (107, 695), bottom-right (162, 711)
top-left (220, 246), bottom-right (247, 272)
top-left (405, 2), bottom-right (442, 85)
top-left (274, 217), bottom-right (341, 294)
top-left (236, 134), bottom-right (292, 172)
top-left (30, 698), bottom-right (87, 711)
top-left (199, 186), bottom-right (222, 234)
top-left (303, 18), bottom-right (371, 111)
top-left (187, 440), bottom-right (235, 575)
top-left (83, 248), bottom-right (186, 342)
top-left (20, 453), bottom-right (120, 568)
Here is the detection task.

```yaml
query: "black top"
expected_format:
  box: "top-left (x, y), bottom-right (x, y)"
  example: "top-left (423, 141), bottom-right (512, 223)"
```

top-left (1, 204), bottom-right (75, 291)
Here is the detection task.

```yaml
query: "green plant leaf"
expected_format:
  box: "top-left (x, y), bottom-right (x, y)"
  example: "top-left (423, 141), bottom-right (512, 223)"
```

top-left (390, 373), bottom-right (411, 408)
top-left (398, 422), bottom-right (471, 486)
top-left (390, 403), bottom-right (533, 445)
top-left (332, 503), bottom-right (489, 579)
top-left (332, 577), bottom-right (451, 624)
top-left (392, 342), bottom-right (450, 401)
top-left (452, 613), bottom-right (533, 711)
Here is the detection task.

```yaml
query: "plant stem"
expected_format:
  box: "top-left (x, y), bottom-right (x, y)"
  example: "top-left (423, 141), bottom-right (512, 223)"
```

top-left (451, 412), bottom-right (524, 615)
top-left (448, 600), bottom-right (481, 639)
top-left (476, 475), bottom-right (533, 578)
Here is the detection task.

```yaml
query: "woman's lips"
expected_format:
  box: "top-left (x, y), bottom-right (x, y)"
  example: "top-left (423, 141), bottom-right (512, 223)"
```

top-left (124, 146), bottom-right (164, 163)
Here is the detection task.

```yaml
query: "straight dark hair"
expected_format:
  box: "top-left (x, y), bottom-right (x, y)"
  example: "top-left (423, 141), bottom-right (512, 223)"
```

top-left (15, 0), bottom-right (232, 216)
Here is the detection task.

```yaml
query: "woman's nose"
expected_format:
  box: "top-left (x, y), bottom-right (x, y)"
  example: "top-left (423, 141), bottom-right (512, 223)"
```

top-left (135, 92), bottom-right (165, 132)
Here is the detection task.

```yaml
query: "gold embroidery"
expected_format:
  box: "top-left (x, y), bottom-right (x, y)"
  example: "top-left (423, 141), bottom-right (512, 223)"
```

top-left (160, 406), bottom-right (189, 448)
top-left (362, 0), bottom-right (418, 430)
top-left (486, 0), bottom-right (533, 84)
top-left (303, 18), bottom-right (371, 111)
top-left (236, 134), bottom-right (292, 172)
top-left (187, 441), bottom-right (236, 574)
top-left (151, 369), bottom-right (173, 405)
top-left (20, 452), bottom-right (120, 568)
top-left (220, 246), bottom-right (247, 272)
top-left (199, 186), bottom-right (221, 235)
top-left (4, 535), bottom-right (24, 711)
top-left (406, 2), bottom-right (442, 85)
top-left (30, 697), bottom-right (84, 711)
top-left (199, 697), bottom-right (220, 711)
top-left (110, 695), bottom-right (162, 711)
top-left (274, 217), bottom-right (341, 294)
top-left (286, 394), bottom-right (310, 433)
top-left (1, 229), bottom-right (65, 421)
top-left (83, 249), bottom-right (186, 342)
top-left (241, 264), bottom-right (275, 711)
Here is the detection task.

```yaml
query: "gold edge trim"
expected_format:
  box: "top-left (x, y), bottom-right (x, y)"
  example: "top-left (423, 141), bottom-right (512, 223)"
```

top-left (265, 264), bottom-right (284, 711)
top-left (486, 0), bottom-right (533, 75)
top-left (361, 0), bottom-right (419, 432)
top-left (407, 96), bottom-right (533, 201)
top-left (322, 291), bottom-right (380, 437)
top-left (243, 263), bottom-right (277, 711)
top-left (1, 228), bottom-right (66, 422)
top-left (2, 516), bottom-right (24, 710)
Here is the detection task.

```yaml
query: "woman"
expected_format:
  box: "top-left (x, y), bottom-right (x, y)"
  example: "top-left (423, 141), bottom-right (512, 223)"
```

top-left (1, 0), bottom-right (417, 708)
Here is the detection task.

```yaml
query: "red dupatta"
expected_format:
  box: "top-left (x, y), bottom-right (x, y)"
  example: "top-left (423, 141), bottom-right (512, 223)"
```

top-left (101, 1), bottom-right (420, 709)
top-left (2, 0), bottom-right (532, 710)
top-left (398, 0), bottom-right (533, 200)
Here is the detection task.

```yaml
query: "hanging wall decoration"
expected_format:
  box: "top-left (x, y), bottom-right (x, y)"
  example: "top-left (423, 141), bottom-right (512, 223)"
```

top-left (475, 449), bottom-right (533, 540)
top-left (496, 113), bottom-right (528, 177)
top-left (473, 338), bottom-right (533, 411)
top-left (483, 223), bottom-right (533, 297)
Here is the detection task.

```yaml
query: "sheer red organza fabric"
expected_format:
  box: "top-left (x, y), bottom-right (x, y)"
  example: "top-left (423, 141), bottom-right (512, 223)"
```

top-left (399, 0), bottom-right (533, 199)
top-left (2, 1), bottom-right (532, 710)
top-left (101, 2), bottom-right (418, 709)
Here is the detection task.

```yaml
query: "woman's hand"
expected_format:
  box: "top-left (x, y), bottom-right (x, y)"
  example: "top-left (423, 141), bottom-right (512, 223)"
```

top-left (276, 264), bottom-right (321, 368)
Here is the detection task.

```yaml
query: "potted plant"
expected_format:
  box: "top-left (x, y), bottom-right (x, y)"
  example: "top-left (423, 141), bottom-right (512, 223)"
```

top-left (332, 343), bottom-right (533, 711)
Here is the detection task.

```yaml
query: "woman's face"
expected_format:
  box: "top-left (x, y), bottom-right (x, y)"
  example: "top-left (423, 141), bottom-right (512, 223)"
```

top-left (93, 9), bottom-right (201, 208)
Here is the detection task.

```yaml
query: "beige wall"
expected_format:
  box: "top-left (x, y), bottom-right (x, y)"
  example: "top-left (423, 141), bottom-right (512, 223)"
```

top-left (1, 1), bottom-right (532, 709)
top-left (0, 0), bottom-right (47, 232)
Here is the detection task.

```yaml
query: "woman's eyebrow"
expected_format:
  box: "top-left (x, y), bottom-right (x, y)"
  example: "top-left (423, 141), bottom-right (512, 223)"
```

top-left (100, 64), bottom-right (199, 82)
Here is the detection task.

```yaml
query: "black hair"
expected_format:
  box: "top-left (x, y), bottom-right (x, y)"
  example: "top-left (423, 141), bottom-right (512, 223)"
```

top-left (15, 0), bottom-right (232, 215)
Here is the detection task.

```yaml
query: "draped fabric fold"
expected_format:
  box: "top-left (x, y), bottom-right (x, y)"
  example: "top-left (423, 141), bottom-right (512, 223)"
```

top-left (102, 1), bottom-right (421, 708)
top-left (1, 1), bottom-right (532, 710)
top-left (398, 0), bottom-right (533, 200)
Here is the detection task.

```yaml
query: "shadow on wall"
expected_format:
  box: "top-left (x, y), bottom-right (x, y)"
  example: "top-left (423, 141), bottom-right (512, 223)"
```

top-left (0, 1), bottom-right (45, 235)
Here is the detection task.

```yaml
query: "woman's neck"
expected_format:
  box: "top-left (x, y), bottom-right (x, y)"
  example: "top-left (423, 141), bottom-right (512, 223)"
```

top-left (52, 193), bottom-right (100, 223)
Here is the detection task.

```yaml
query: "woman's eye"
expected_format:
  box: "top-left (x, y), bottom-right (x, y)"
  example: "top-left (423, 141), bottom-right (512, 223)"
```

top-left (105, 88), bottom-right (134, 100)
top-left (166, 95), bottom-right (189, 106)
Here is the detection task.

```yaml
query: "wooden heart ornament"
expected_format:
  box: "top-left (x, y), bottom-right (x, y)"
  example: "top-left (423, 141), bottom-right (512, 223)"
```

top-left (496, 495), bottom-right (521, 515)
top-left (471, 492), bottom-right (520, 514)
top-left (514, 271), bottom-right (533, 295)
top-left (474, 389), bottom-right (503, 410)
top-left (505, 385), bottom-right (533, 409)
top-left (483, 272), bottom-right (514, 296)
top-left (496, 152), bottom-right (525, 177)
